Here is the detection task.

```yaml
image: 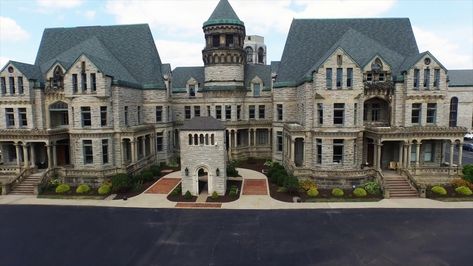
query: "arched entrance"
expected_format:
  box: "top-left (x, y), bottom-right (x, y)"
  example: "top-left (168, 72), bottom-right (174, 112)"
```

top-left (197, 167), bottom-right (209, 195)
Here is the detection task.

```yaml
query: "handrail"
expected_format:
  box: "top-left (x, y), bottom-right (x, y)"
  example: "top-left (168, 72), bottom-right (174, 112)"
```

top-left (400, 169), bottom-right (424, 197)
top-left (370, 168), bottom-right (387, 198)
top-left (35, 168), bottom-right (55, 195)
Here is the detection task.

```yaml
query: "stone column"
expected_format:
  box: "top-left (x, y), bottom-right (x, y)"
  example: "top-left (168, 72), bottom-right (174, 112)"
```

top-left (247, 129), bottom-right (251, 147)
top-left (290, 139), bottom-right (295, 164)
top-left (15, 143), bottom-right (21, 170)
top-left (407, 144), bottom-right (412, 168)
top-left (234, 130), bottom-right (238, 148)
top-left (22, 143), bottom-right (29, 168)
top-left (376, 143), bottom-right (382, 171)
top-left (52, 142), bottom-right (57, 167)
top-left (141, 136), bottom-right (146, 157)
top-left (253, 129), bottom-right (257, 146)
top-left (415, 142), bottom-right (421, 167)
top-left (458, 142), bottom-right (463, 167)
top-left (30, 144), bottom-right (36, 168)
top-left (398, 143), bottom-right (403, 169)
top-left (131, 139), bottom-right (137, 163)
top-left (46, 144), bottom-right (53, 169)
top-left (449, 141), bottom-right (454, 166)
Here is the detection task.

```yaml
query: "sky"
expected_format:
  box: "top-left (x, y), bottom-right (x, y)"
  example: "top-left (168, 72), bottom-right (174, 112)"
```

top-left (1, 0), bottom-right (472, 70)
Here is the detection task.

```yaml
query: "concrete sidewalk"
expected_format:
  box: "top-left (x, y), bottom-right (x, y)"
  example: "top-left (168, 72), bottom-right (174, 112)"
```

top-left (1, 168), bottom-right (472, 209)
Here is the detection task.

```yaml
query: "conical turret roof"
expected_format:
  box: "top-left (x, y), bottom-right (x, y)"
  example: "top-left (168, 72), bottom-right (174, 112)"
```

top-left (204, 0), bottom-right (244, 27)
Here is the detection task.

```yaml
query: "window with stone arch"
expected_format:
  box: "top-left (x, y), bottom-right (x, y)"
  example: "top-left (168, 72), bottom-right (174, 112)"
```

top-left (449, 97), bottom-right (458, 127)
top-left (211, 134), bottom-right (215, 145)
top-left (245, 47), bottom-right (253, 63)
top-left (258, 47), bottom-right (265, 64)
top-left (200, 134), bottom-right (204, 145)
top-left (205, 134), bottom-right (209, 145)
top-left (52, 65), bottom-right (64, 89)
top-left (194, 134), bottom-right (198, 145)
top-left (188, 134), bottom-right (193, 145)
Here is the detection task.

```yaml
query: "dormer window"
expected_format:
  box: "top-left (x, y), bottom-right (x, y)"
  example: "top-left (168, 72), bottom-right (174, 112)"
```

top-left (366, 58), bottom-right (388, 82)
top-left (52, 66), bottom-right (64, 89)
top-left (337, 55), bottom-right (343, 66)
top-left (189, 84), bottom-right (196, 97)
top-left (253, 83), bottom-right (261, 97)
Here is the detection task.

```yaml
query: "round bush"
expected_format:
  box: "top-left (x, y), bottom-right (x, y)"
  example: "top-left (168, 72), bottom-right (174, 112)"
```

top-left (111, 173), bottom-right (131, 193)
top-left (307, 188), bottom-right (319, 197)
top-left (431, 186), bottom-right (447, 196)
top-left (211, 191), bottom-right (219, 199)
top-left (183, 190), bottom-right (192, 199)
top-left (55, 184), bottom-right (70, 194)
top-left (299, 179), bottom-right (317, 191)
top-left (76, 184), bottom-right (90, 194)
top-left (455, 186), bottom-right (473, 196)
top-left (353, 187), bottom-right (367, 197)
top-left (363, 181), bottom-right (381, 195)
top-left (331, 188), bottom-right (344, 197)
top-left (229, 189), bottom-right (238, 197)
top-left (98, 185), bottom-right (111, 195)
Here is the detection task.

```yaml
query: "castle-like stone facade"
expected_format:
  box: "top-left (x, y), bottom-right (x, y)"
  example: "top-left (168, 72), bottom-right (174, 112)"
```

top-left (1, 0), bottom-right (472, 194)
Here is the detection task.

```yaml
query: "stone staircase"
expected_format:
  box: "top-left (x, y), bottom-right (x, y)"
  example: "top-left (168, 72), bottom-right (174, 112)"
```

top-left (383, 171), bottom-right (419, 198)
top-left (9, 171), bottom-right (44, 195)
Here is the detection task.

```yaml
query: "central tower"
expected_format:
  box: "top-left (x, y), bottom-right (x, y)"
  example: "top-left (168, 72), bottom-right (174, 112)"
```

top-left (202, 0), bottom-right (246, 90)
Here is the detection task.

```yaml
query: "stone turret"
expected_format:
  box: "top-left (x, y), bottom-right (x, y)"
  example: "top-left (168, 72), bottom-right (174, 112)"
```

top-left (202, 0), bottom-right (245, 90)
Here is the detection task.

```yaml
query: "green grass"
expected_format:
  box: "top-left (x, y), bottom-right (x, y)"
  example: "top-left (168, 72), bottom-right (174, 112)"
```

top-left (37, 194), bottom-right (107, 200)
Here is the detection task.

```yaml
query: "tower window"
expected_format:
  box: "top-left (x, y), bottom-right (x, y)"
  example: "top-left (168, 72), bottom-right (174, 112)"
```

top-left (246, 47), bottom-right (253, 63)
top-left (212, 35), bottom-right (220, 47)
top-left (258, 47), bottom-right (264, 64)
top-left (226, 34), bottom-right (234, 47)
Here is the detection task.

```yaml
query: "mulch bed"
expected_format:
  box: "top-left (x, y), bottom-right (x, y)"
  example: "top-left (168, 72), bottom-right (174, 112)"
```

top-left (114, 179), bottom-right (158, 200)
top-left (206, 180), bottom-right (242, 203)
top-left (268, 181), bottom-right (383, 203)
top-left (167, 183), bottom-right (198, 202)
top-left (426, 185), bottom-right (473, 199)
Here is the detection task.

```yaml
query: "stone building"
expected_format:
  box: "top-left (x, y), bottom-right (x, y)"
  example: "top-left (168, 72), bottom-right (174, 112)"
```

top-left (1, 0), bottom-right (472, 195)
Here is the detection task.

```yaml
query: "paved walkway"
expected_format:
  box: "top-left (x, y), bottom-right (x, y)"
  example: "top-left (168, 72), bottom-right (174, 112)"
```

top-left (1, 168), bottom-right (472, 209)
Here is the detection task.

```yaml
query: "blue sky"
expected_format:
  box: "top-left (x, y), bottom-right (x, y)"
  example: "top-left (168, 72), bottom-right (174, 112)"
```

top-left (1, 0), bottom-right (472, 69)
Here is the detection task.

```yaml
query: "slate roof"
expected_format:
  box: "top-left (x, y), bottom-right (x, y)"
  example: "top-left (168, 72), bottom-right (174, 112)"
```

top-left (171, 67), bottom-right (205, 91)
top-left (35, 24), bottom-right (165, 89)
top-left (7, 61), bottom-right (43, 82)
top-left (245, 64), bottom-right (271, 90)
top-left (161, 63), bottom-right (171, 77)
top-left (204, 0), bottom-right (244, 27)
top-left (449, 70), bottom-right (473, 87)
top-left (270, 61), bottom-right (280, 76)
top-left (180, 116), bottom-right (225, 131)
top-left (276, 18), bottom-right (419, 85)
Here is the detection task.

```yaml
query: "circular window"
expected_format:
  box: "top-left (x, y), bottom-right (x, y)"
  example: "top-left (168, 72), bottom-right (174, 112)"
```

top-left (424, 58), bottom-right (431, 65)
top-left (7, 66), bottom-right (14, 73)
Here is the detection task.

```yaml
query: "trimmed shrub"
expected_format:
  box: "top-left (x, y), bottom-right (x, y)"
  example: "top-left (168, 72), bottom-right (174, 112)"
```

top-left (451, 178), bottom-right (473, 190)
top-left (363, 181), bottom-right (381, 195)
top-left (111, 173), bottom-right (131, 193)
top-left (55, 184), bottom-right (70, 194)
top-left (226, 161), bottom-right (240, 177)
top-left (455, 186), bottom-right (473, 196)
top-left (431, 186), bottom-right (447, 196)
top-left (331, 188), bottom-right (344, 197)
top-left (353, 187), bottom-right (367, 197)
top-left (211, 191), bottom-right (219, 199)
top-left (299, 179), bottom-right (317, 191)
top-left (149, 165), bottom-right (161, 177)
top-left (462, 164), bottom-right (473, 183)
top-left (76, 184), bottom-right (90, 194)
top-left (275, 172), bottom-right (287, 187)
top-left (284, 175), bottom-right (299, 194)
top-left (141, 170), bottom-right (154, 182)
top-left (98, 185), bottom-right (111, 195)
top-left (183, 190), bottom-right (192, 199)
top-left (307, 188), bottom-right (319, 197)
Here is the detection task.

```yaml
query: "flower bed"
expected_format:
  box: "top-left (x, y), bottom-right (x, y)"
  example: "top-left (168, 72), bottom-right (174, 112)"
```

top-left (206, 180), bottom-right (242, 203)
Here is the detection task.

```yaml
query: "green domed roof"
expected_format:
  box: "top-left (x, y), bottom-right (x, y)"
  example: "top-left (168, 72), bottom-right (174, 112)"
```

top-left (204, 0), bottom-right (244, 27)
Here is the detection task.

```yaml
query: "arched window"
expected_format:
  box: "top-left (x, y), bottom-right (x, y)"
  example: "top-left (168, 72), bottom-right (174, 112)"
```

top-left (200, 134), bottom-right (204, 145)
top-left (188, 134), bottom-right (193, 145)
top-left (205, 134), bottom-right (209, 145)
top-left (194, 134), bottom-right (198, 145)
top-left (258, 47), bottom-right (264, 64)
top-left (449, 97), bottom-right (458, 127)
top-left (245, 47), bottom-right (253, 63)
top-left (211, 134), bottom-right (215, 145)
top-left (52, 66), bottom-right (64, 88)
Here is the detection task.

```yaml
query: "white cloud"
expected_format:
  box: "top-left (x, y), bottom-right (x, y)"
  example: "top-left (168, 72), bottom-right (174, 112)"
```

top-left (36, 0), bottom-right (83, 9)
top-left (413, 26), bottom-right (473, 69)
top-left (84, 10), bottom-right (96, 20)
top-left (155, 40), bottom-right (204, 67)
top-left (0, 17), bottom-right (30, 42)
top-left (0, 57), bottom-right (10, 68)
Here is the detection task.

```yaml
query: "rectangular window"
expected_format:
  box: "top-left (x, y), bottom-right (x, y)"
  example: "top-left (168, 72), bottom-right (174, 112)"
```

top-left (423, 143), bottom-right (434, 162)
top-left (90, 73), bottom-right (96, 92)
top-left (137, 106), bottom-right (141, 124)
top-left (225, 105), bottom-right (231, 120)
top-left (249, 105), bottom-right (255, 119)
top-left (413, 69), bottom-right (419, 89)
top-left (326, 68), bottom-right (332, 89)
top-left (411, 103), bottom-right (421, 124)
top-left (102, 139), bottom-right (109, 164)
top-left (226, 34), bottom-right (234, 47)
top-left (9, 77), bottom-right (15, 94)
top-left (336, 68), bottom-right (343, 88)
top-left (410, 144), bottom-right (417, 162)
top-left (354, 103), bottom-right (358, 125)
top-left (424, 69), bottom-right (430, 89)
top-left (207, 105), bottom-right (211, 117)
top-left (81, 107), bottom-right (91, 127)
top-left (156, 132), bottom-right (163, 151)
top-left (0, 77), bottom-right (6, 94)
top-left (256, 129), bottom-right (268, 145)
top-left (156, 106), bottom-right (163, 122)
top-left (72, 74), bottom-right (78, 93)
top-left (347, 68), bottom-right (353, 87)
top-left (124, 106), bottom-right (129, 126)
top-left (185, 106), bottom-right (191, 119)
top-left (277, 131), bottom-right (283, 152)
top-left (317, 103), bottom-right (323, 125)
top-left (333, 103), bottom-right (345, 125)
top-left (277, 104), bottom-right (283, 121)
top-left (100, 106), bottom-right (107, 127)
top-left (253, 83), bottom-right (260, 97)
top-left (212, 35), bottom-right (220, 47)
top-left (333, 139), bottom-right (344, 163)
top-left (216, 105), bottom-right (222, 119)
top-left (5, 108), bottom-right (14, 127)
top-left (18, 108), bottom-right (27, 127)
top-left (258, 105), bottom-right (265, 119)
top-left (18, 77), bottom-right (24, 94)
top-left (83, 140), bottom-right (93, 164)
top-left (372, 103), bottom-right (380, 121)
top-left (189, 84), bottom-right (195, 97)
top-left (426, 103), bottom-right (437, 124)
top-left (237, 105), bottom-right (241, 120)
top-left (81, 73), bottom-right (87, 91)
top-left (434, 69), bottom-right (440, 88)
top-left (316, 139), bottom-right (322, 164)
top-left (194, 106), bottom-right (200, 117)
top-left (367, 73), bottom-right (373, 82)
top-left (379, 73), bottom-right (385, 82)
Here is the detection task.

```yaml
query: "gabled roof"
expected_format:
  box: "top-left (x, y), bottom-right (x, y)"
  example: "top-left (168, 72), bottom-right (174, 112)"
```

top-left (204, 0), bottom-right (244, 27)
top-left (171, 67), bottom-right (204, 91)
top-left (180, 116), bottom-right (225, 131)
top-left (35, 24), bottom-right (165, 89)
top-left (398, 51), bottom-right (447, 73)
top-left (4, 61), bottom-right (43, 82)
top-left (245, 64), bottom-right (271, 90)
top-left (449, 70), bottom-right (473, 87)
top-left (277, 18), bottom-right (419, 85)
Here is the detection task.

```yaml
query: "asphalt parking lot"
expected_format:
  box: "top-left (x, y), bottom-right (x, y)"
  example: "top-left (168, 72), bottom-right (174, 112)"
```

top-left (0, 206), bottom-right (472, 266)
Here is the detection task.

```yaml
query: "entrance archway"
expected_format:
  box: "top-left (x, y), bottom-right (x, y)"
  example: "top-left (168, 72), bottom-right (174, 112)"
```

top-left (195, 166), bottom-right (211, 195)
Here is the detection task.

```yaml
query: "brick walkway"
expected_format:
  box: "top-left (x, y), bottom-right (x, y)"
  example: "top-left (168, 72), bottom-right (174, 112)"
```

top-left (175, 203), bottom-right (222, 208)
top-left (145, 178), bottom-right (180, 194)
top-left (242, 179), bottom-right (268, 195)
